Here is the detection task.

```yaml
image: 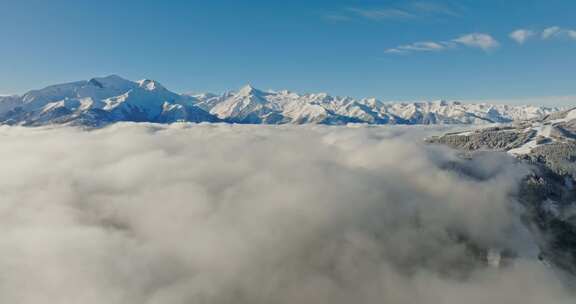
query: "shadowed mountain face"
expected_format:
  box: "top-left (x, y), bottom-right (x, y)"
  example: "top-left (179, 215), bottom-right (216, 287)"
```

top-left (428, 107), bottom-right (576, 277)
top-left (0, 76), bottom-right (563, 127)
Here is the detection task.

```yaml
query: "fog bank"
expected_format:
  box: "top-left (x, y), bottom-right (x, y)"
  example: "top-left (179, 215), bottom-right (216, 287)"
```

top-left (0, 123), bottom-right (572, 303)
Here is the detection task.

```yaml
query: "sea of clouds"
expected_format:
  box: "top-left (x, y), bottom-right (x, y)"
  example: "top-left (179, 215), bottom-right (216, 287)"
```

top-left (0, 123), bottom-right (572, 303)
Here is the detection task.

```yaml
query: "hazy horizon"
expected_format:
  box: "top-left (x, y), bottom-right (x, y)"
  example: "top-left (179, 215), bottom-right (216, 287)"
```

top-left (1, 74), bottom-right (575, 107)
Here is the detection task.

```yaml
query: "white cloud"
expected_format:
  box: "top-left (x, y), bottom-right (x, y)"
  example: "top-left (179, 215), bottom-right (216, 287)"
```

top-left (509, 29), bottom-right (535, 44)
top-left (0, 123), bottom-right (571, 303)
top-left (505, 26), bottom-right (576, 42)
top-left (384, 48), bottom-right (409, 55)
top-left (385, 41), bottom-right (455, 54)
top-left (386, 33), bottom-right (499, 54)
top-left (540, 26), bottom-right (576, 41)
top-left (453, 33), bottom-right (500, 51)
top-left (542, 26), bottom-right (562, 39)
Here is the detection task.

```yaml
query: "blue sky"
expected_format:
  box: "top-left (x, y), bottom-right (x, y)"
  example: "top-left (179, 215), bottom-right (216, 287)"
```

top-left (1, 0), bottom-right (575, 105)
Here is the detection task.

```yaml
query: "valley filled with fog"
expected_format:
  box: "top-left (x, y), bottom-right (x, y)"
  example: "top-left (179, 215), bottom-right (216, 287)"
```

top-left (0, 123), bottom-right (572, 304)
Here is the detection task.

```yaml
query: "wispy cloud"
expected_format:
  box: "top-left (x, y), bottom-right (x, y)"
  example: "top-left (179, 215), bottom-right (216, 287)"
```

top-left (386, 33), bottom-right (499, 55)
top-left (347, 8), bottom-right (415, 20)
top-left (509, 29), bottom-right (535, 44)
top-left (385, 41), bottom-right (456, 54)
top-left (410, 1), bottom-right (461, 17)
top-left (542, 26), bottom-right (576, 40)
top-left (326, 1), bottom-right (462, 23)
top-left (542, 26), bottom-right (563, 39)
top-left (453, 33), bottom-right (500, 51)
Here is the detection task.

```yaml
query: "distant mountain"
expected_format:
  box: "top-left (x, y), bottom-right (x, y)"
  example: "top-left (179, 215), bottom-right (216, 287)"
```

top-left (0, 75), bottom-right (563, 127)
top-left (192, 85), bottom-right (562, 125)
top-left (0, 75), bottom-right (219, 127)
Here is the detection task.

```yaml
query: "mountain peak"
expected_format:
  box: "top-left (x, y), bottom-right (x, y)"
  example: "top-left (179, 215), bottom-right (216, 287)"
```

top-left (432, 100), bottom-right (449, 106)
top-left (89, 75), bottom-right (135, 90)
top-left (91, 74), bottom-right (128, 83)
top-left (237, 84), bottom-right (261, 96)
top-left (137, 79), bottom-right (165, 91)
top-left (0, 76), bottom-right (564, 127)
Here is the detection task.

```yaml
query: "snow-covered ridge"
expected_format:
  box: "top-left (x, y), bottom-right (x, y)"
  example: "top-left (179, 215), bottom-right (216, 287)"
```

top-left (189, 84), bottom-right (562, 125)
top-left (0, 75), bottom-right (564, 127)
top-left (428, 107), bottom-right (576, 157)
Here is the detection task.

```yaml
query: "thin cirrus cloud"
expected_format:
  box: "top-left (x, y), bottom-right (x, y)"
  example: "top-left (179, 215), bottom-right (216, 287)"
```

top-left (346, 8), bottom-right (416, 20)
top-left (409, 1), bottom-right (461, 17)
top-left (326, 2), bottom-right (462, 22)
top-left (386, 33), bottom-right (499, 55)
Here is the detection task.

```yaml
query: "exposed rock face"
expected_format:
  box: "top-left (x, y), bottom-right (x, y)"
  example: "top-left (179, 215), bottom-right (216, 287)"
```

top-left (428, 107), bottom-right (576, 276)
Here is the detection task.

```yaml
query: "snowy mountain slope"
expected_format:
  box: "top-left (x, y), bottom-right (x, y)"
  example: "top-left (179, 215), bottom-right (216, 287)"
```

top-left (427, 107), bottom-right (576, 276)
top-left (0, 76), bottom-right (563, 127)
top-left (0, 75), bottom-right (219, 127)
top-left (192, 86), bottom-right (562, 125)
top-left (428, 107), bottom-right (576, 157)
top-left (0, 95), bottom-right (21, 114)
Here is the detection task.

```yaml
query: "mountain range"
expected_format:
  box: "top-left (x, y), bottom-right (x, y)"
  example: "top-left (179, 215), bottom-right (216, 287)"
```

top-left (0, 75), bottom-right (563, 127)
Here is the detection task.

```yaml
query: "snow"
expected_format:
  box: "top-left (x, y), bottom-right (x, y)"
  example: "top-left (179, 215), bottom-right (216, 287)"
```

top-left (508, 140), bottom-right (539, 155)
top-left (565, 108), bottom-right (576, 121)
top-left (138, 79), bottom-right (165, 91)
top-left (506, 107), bottom-right (575, 155)
top-left (204, 86), bottom-right (562, 124)
top-left (0, 76), bottom-right (565, 126)
top-left (237, 85), bottom-right (258, 96)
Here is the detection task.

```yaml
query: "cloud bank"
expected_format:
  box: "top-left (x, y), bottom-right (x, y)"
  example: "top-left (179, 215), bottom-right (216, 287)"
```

top-left (0, 123), bottom-right (573, 304)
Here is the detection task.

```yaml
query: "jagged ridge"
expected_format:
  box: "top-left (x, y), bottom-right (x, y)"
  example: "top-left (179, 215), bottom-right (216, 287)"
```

top-left (0, 75), bottom-right (563, 127)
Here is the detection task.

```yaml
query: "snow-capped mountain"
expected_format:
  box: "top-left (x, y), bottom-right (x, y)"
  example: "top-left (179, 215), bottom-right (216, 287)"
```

top-left (192, 85), bottom-right (561, 125)
top-left (0, 75), bottom-right (563, 127)
top-left (0, 75), bottom-right (219, 127)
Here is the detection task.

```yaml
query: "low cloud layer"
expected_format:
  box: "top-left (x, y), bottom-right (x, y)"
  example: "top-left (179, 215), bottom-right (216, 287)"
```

top-left (0, 123), bottom-right (572, 304)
